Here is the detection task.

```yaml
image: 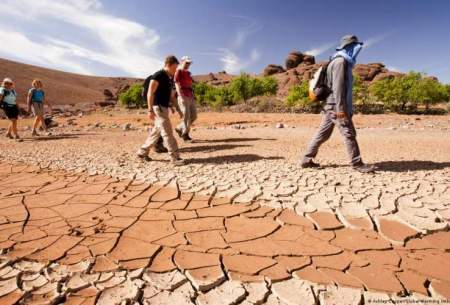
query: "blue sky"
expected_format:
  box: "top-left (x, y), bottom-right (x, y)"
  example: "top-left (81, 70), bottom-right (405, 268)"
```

top-left (0, 0), bottom-right (449, 82)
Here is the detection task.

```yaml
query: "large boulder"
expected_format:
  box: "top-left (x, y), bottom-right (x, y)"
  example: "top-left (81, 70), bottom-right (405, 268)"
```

top-left (302, 55), bottom-right (316, 65)
top-left (354, 63), bottom-right (387, 81)
top-left (263, 64), bottom-right (285, 76)
top-left (372, 71), bottom-right (403, 82)
top-left (285, 51), bottom-right (304, 70)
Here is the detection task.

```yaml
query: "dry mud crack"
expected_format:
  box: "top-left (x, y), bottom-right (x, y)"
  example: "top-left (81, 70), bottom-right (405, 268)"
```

top-left (0, 162), bottom-right (449, 305)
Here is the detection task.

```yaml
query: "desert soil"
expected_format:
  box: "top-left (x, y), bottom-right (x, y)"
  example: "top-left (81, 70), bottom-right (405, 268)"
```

top-left (0, 111), bottom-right (449, 304)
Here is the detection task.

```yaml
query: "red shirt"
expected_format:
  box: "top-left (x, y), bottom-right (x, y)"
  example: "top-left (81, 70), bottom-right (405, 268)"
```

top-left (174, 69), bottom-right (193, 97)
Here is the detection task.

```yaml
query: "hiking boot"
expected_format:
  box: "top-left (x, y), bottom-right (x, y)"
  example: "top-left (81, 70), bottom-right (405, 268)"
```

top-left (301, 160), bottom-right (321, 169)
top-left (137, 154), bottom-right (152, 162)
top-left (171, 158), bottom-right (186, 166)
top-left (31, 130), bottom-right (39, 137)
top-left (352, 163), bottom-right (376, 173)
top-left (182, 134), bottom-right (192, 142)
top-left (5, 133), bottom-right (13, 139)
top-left (14, 135), bottom-right (23, 142)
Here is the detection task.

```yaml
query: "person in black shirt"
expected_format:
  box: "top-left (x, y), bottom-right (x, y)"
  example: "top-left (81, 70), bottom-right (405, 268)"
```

top-left (137, 55), bottom-right (185, 165)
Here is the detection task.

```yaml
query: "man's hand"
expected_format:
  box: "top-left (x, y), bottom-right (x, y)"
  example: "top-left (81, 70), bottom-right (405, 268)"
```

top-left (148, 110), bottom-right (155, 121)
top-left (336, 111), bottom-right (347, 120)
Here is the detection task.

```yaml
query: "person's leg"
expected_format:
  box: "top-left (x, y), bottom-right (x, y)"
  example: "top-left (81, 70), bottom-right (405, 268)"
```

top-left (185, 96), bottom-right (197, 137)
top-left (11, 119), bottom-right (18, 136)
top-left (333, 116), bottom-right (362, 166)
top-left (137, 113), bottom-right (163, 157)
top-left (157, 107), bottom-right (180, 161)
top-left (302, 111), bottom-right (335, 164)
top-left (40, 115), bottom-right (48, 131)
top-left (154, 135), bottom-right (168, 153)
top-left (6, 121), bottom-right (13, 138)
top-left (32, 117), bottom-right (39, 135)
top-left (176, 96), bottom-right (188, 136)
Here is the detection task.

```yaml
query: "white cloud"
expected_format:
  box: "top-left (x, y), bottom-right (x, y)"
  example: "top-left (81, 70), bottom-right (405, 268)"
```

top-left (219, 48), bottom-right (261, 74)
top-left (305, 42), bottom-right (335, 57)
top-left (0, 0), bottom-right (162, 76)
top-left (217, 15), bottom-right (262, 74)
top-left (228, 15), bottom-right (262, 49)
top-left (364, 32), bottom-right (393, 49)
top-left (386, 65), bottom-right (402, 72)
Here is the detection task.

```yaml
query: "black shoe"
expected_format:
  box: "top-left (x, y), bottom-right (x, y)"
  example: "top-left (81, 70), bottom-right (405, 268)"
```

top-left (352, 163), bottom-right (376, 173)
top-left (137, 154), bottom-right (152, 162)
top-left (182, 134), bottom-right (193, 142)
top-left (301, 160), bottom-right (321, 168)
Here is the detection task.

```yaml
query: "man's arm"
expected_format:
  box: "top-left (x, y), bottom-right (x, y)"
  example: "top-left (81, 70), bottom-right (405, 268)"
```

top-left (147, 80), bottom-right (159, 120)
top-left (331, 58), bottom-right (347, 118)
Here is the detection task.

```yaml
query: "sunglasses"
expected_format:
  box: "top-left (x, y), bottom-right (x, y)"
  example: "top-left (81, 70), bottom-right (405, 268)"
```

top-left (4, 82), bottom-right (12, 85)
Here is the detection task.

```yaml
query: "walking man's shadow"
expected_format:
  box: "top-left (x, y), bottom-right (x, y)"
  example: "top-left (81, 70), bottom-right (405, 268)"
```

top-left (374, 160), bottom-right (450, 172)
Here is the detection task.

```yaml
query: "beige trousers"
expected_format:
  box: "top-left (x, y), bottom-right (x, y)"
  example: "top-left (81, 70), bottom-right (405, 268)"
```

top-left (176, 95), bottom-right (197, 136)
top-left (138, 106), bottom-right (179, 159)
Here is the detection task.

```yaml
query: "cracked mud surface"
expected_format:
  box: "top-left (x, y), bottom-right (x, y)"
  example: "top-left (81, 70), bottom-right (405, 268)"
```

top-left (0, 162), bottom-right (449, 304)
top-left (0, 113), bottom-right (449, 304)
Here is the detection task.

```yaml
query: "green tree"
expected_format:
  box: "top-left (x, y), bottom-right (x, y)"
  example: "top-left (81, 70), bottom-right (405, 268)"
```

top-left (119, 84), bottom-right (145, 108)
top-left (229, 73), bottom-right (252, 102)
top-left (370, 72), bottom-right (449, 113)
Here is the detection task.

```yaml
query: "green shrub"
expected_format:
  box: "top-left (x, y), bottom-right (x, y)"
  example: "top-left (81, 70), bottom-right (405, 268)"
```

top-left (119, 84), bottom-right (144, 108)
top-left (193, 74), bottom-right (278, 109)
top-left (286, 81), bottom-right (312, 109)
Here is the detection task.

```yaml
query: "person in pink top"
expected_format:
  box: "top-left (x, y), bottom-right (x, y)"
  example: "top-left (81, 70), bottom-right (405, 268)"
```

top-left (174, 56), bottom-right (197, 142)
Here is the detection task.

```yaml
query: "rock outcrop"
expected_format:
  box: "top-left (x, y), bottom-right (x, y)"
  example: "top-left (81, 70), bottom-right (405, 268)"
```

top-left (263, 64), bottom-right (285, 76)
top-left (264, 51), bottom-right (405, 97)
top-left (285, 51), bottom-right (304, 69)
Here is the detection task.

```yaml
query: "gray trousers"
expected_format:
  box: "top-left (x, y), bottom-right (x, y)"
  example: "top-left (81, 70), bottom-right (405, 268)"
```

top-left (138, 106), bottom-right (179, 159)
top-left (303, 110), bottom-right (362, 166)
top-left (176, 95), bottom-right (197, 136)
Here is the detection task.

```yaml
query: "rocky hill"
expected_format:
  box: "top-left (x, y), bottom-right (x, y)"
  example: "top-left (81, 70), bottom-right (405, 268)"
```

top-left (0, 58), bottom-right (139, 110)
top-left (263, 50), bottom-right (403, 97)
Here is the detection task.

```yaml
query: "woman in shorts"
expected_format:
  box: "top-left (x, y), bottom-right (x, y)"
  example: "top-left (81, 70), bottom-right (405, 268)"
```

top-left (0, 78), bottom-right (22, 141)
top-left (27, 79), bottom-right (51, 136)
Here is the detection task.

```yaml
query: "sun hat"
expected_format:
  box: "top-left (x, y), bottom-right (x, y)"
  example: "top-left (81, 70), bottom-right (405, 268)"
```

top-left (3, 78), bottom-right (13, 84)
top-left (181, 56), bottom-right (193, 64)
top-left (337, 35), bottom-right (363, 50)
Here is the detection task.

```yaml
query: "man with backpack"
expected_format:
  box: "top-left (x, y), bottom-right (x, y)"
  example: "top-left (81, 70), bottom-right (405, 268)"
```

top-left (301, 35), bottom-right (375, 173)
top-left (137, 55), bottom-right (185, 166)
top-left (142, 76), bottom-right (167, 154)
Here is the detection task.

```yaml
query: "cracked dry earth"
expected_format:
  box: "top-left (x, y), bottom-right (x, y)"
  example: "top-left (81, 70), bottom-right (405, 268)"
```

top-left (0, 162), bottom-right (449, 305)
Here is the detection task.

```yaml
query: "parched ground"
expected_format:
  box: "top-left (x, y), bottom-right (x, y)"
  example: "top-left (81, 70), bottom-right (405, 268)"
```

top-left (0, 111), bottom-right (449, 304)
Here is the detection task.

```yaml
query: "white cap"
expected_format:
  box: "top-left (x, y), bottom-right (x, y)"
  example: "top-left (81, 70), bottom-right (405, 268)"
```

top-left (3, 78), bottom-right (13, 84)
top-left (181, 56), bottom-right (193, 64)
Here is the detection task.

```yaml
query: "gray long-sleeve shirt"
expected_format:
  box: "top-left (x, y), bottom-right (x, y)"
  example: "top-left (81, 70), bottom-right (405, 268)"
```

top-left (325, 57), bottom-right (352, 115)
